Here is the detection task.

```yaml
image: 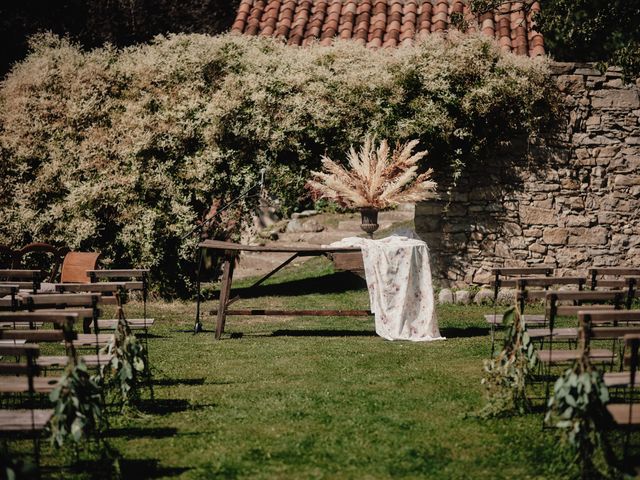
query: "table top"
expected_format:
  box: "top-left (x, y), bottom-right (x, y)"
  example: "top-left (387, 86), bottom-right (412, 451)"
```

top-left (199, 239), bottom-right (362, 254)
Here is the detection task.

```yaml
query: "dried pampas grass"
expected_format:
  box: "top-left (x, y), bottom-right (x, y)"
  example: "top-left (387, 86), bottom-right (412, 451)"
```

top-left (307, 136), bottom-right (438, 209)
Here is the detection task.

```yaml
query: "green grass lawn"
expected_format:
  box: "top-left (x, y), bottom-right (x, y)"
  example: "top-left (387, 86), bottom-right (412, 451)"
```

top-left (17, 258), bottom-right (586, 479)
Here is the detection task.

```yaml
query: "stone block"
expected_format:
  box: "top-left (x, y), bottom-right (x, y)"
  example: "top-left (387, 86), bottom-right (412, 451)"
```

top-left (416, 202), bottom-right (445, 215)
top-left (494, 242), bottom-right (510, 258)
top-left (591, 90), bottom-right (640, 109)
top-left (503, 222), bottom-right (522, 236)
top-left (626, 137), bottom-right (640, 145)
top-left (556, 75), bottom-right (585, 94)
top-left (556, 249), bottom-right (589, 266)
top-left (585, 115), bottom-right (601, 126)
top-left (604, 79), bottom-right (624, 88)
top-left (578, 134), bottom-right (618, 145)
top-left (542, 227), bottom-right (569, 245)
top-left (496, 288), bottom-right (516, 304)
top-left (614, 174), bottom-right (640, 187)
top-left (472, 269), bottom-right (491, 285)
top-left (575, 67), bottom-right (602, 76)
top-left (415, 216), bottom-right (442, 231)
top-left (285, 219), bottom-right (324, 233)
top-left (565, 215), bottom-right (592, 227)
top-left (549, 62), bottom-right (576, 75)
top-left (597, 211), bottom-right (619, 225)
top-left (454, 290), bottom-right (471, 305)
top-left (474, 289), bottom-right (494, 305)
top-left (567, 226), bottom-right (608, 246)
top-left (438, 288), bottom-right (454, 304)
top-left (523, 228), bottom-right (543, 238)
top-left (594, 145), bottom-right (621, 158)
top-left (529, 243), bottom-right (546, 254)
top-left (519, 206), bottom-right (558, 226)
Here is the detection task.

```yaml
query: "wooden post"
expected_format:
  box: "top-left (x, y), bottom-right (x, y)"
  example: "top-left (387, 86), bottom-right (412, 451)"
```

top-left (215, 252), bottom-right (236, 340)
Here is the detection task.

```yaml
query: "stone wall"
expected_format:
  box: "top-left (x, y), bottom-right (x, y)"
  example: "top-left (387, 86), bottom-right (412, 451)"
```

top-left (415, 62), bottom-right (640, 287)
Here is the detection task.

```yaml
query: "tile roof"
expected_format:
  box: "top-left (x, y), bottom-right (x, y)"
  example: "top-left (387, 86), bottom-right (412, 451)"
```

top-left (231, 0), bottom-right (544, 56)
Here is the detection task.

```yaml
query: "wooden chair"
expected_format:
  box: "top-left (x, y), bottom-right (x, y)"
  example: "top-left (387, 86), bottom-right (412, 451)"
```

top-left (13, 242), bottom-right (69, 283)
top-left (0, 312), bottom-right (112, 369)
top-left (19, 294), bottom-right (114, 356)
top-left (0, 344), bottom-right (53, 469)
top-left (601, 333), bottom-right (640, 467)
top-left (577, 311), bottom-right (640, 389)
top-left (529, 290), bottom-right (628, 343)
top-left (488, 274), bottom-right (586, 356)
top-left (536, 292), bottom-right (621, 404)
top-left (486, 266), bottom-right (554, 323)
top-left (55, 281), bottom-right (154, 331)
top-left (589, 268), bottom-right (640, 310)
top-left (486, 266), bottom-right (554, 355)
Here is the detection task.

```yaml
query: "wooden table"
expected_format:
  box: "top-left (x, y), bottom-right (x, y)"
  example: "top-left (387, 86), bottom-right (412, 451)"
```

top-left (197, 240), bottom-right (370, 339)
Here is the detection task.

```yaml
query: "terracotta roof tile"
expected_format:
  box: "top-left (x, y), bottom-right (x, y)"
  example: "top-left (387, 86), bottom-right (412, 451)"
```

top-left (231, 0), bottom-right (253, 34)
top-left (232, 0), bottom-right (545, 56)
top-left (417, 1), bottom-right (433, 40)
top-left (260, 0), bottom-right (281, 36)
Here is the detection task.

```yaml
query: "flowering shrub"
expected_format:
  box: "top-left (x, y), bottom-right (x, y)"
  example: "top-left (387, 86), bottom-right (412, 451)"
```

top-left (0, 32), bottom-right (556, 296)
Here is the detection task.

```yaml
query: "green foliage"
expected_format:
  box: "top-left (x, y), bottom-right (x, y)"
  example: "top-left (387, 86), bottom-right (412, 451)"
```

top-left (536, 0), bottom-right (640, 80)
top-left (48, 359), bottom-right (103, 448)
top-left (479, 306), bottom-right (538, 416)
top-left (545, 361), bottom-right (611, 475)
top-left (0, 32), bottom-right (556, 296)
top-left (469, 0), bottom-right (640, 80)
top-left (102, 311), bottom-right (146, 407)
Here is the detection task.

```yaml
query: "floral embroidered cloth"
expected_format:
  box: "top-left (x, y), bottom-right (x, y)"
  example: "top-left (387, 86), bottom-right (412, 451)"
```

top-left (329, 236), bottom-right (445, 342)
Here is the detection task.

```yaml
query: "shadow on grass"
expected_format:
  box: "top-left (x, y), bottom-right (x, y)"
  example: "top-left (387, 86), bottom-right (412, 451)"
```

top-left (137, 398), bottom-right (192, 414)
top-left (272, 329), bottom-right (377, 337)
top-left (440, 326), bottom-right (490, 338)
top-left (66, 457), bottom-right (189, 479)
top-left (215, 271), bottom-right (367, 298)
top-left (153, 377), bottom-right (205, 387)
top-left (105, 427), bottom-right (178, 439)
top-left (118, 459), bottom-right (190, 479)
top-left (135, 333), bottom-right (166, 339)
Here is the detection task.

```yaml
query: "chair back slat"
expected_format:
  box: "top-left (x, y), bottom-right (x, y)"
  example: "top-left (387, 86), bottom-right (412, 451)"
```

top-left (56, 282), bottom-right (133, 293)
top-left (491, 267), bottom-right (554, 277)
top-left (0, 330), bottom-right (72, 342)
top-left (0, 344), bottom-right (40, 356)
top-left (87, 269), bottom-right (148, 280)
top-left (32, 308), bottom-right (96, 319)
top-left (23, 293), bottom-right (101, 308)
top-left (60, 252), bottom-right (101, 284)
top-left (578, 310), bottom-right (640, 324)
top-left (0, 312), bottom-right (78, 325)
top-left (0, 363), bottom-right (39, 375)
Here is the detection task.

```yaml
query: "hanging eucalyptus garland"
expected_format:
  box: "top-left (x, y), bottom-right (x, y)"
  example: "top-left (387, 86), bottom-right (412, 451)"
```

top-left (101, 291), bottom-right (146, 407)
top-left (479, 306), bottom-right (538, 417)
top-left (48, 359), bottom-right (104, 448)
top-left (545, 338), bottom-right (611, 475)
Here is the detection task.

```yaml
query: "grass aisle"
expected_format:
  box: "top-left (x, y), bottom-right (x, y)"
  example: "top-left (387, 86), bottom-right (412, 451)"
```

top-left (40, 258), bottom-right (569, 479)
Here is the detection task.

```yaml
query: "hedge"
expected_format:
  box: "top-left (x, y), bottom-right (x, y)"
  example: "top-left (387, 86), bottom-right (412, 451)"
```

top-left (0, 32), bottom-right (557, 296)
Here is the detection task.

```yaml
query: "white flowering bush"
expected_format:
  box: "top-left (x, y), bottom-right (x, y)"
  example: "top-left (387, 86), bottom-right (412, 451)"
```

top-left (0, 32), bottom-right (556, 295)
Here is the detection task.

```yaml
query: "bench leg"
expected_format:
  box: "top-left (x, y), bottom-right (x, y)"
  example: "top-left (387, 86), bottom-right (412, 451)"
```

top-left (215, 254), bottom-right (235, 340)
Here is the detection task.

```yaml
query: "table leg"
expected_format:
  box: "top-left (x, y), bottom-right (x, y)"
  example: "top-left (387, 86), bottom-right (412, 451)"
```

top-left (215, 253), bottom-right (235, 340)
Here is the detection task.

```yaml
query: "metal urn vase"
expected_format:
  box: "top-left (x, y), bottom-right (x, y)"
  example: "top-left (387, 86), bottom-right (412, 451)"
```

top-left (360, 207), bottom-right (379, 239)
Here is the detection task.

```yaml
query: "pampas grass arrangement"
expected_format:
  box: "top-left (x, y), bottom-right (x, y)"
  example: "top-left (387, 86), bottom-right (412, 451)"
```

top-left (307, 136), bottom-right (438, 209)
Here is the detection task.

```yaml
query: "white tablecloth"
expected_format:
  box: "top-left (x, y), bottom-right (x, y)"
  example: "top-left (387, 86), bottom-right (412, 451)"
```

top-left (329, 236), bottom-right (444, 342)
